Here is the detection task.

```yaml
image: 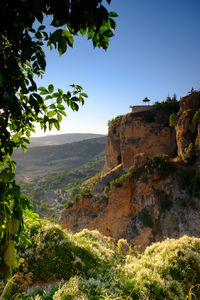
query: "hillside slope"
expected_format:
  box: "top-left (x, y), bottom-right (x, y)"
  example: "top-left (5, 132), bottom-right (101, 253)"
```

top-left (13, 136), bottom-right (106, 178)
top-left (29, 133), bottom-right (105, 147)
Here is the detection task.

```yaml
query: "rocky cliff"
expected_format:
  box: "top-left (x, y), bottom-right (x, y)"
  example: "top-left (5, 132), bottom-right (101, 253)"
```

top-left (62, 91), bottom-right (200, 251)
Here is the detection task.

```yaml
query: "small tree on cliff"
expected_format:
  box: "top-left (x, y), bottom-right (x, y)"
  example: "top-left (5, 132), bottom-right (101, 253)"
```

top-left (0, 0), bottom-right (117, 279)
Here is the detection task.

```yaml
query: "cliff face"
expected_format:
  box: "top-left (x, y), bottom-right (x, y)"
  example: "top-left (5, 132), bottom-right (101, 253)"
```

top-left (103, 107), bottom-right (177, 173)
top-left (62, 91), bottom-right (200, 250)
top-left (175, 92), bottom-right (199, 155)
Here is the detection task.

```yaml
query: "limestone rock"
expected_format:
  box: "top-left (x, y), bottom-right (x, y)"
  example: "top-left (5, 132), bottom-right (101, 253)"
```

top-left (175, 91), bottom-right (200, 156)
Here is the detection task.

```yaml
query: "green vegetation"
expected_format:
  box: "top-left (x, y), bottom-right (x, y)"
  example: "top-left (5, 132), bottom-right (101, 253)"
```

top-left (192, 109), bottom-right (200, 126)
top-left (107, 116), bottom-right (122, 132)
top-left (145, 154), bottom-right (176, 178)
top-left (18, 151), bottom-right (105, 219)
top-left (182, 143), bottom-right (196, 164)
top-left (0, 0), bottom-right (117, 280)
top-left (169, 113), bottom-right (177, 127)
top-left (104, 166), bottom-right (142, 198)
top-left (2, 219), bottom-right (200, 299)
top-left (154, 94), bottom-right (179, 115)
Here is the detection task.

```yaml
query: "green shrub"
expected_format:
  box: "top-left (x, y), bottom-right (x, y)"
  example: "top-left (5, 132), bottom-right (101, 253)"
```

top-left (145, 154), bottom-right (176, 178)
top-left (80, 188), bottom-right (93, 198)
top-left (153, 96), bottom-right (179, 114)
top-left (182, 143), bottom-right (195, 164)
top-left (128, 166), bottom-right (143, 178)
top-left (104, 167), bottom-right (142, 199)
top-left (104, 185), bottom-right (111, 198)
top-left (110, 173), bottom-right (130, 189)
top-left (107, 116), bottom-right (121, 130)
top-left (64, 200), bottom-right (74, 208)
top-left (192, 109), bottom-right (200, 126)
top-left (9, 222), bottom-right (200, 300)
top-left (169, 113), bottom-right (177, 127)
top-left (117, 239), bottom-right (130, 255)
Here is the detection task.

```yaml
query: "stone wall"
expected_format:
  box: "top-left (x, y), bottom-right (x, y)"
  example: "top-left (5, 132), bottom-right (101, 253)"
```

top-left (130, 105), bottom-right (153, 113)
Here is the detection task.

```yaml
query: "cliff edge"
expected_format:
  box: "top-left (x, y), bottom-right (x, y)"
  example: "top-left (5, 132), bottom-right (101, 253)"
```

top-left (62, 91), bottom-right (200, 251)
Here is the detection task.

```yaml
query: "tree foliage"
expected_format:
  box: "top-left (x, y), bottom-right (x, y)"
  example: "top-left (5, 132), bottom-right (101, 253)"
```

top-left (0, 0), bottom-right (117, 279)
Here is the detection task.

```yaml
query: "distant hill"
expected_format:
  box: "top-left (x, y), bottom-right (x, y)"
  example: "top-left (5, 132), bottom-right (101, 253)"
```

top-left (13, 136), bottom-right (106, 179)
top-left (29, 133), bottom-right (105, 147)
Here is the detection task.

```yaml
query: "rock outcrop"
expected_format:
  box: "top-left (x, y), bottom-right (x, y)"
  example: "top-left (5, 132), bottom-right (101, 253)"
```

top-left (175, 91), bottom-right (200, 156)
top-left (103, 107), bottom-right (177, 173)
top-left (62, 91), bottom-right (200, 251)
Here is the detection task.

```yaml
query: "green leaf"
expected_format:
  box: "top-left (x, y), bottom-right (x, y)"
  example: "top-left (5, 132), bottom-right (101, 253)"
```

top-left (58, 88), bottom-right (63, 94)
top-left (49, 104), bottom-right (56, 109)
top-left (26, 130), bottom-right (31, 137)
top-left (0, 168), bottom-right (15, 181)
top-left (57, 104), bottom-right (65, 110)
top-left (57, 112), bottom-right (62, 122)
top-left (109, 12), bottom-right (119, 18)
top-left (47, 111), bottom-right (56, 117)
top-left (57, 96), bottom-right (62, 104)
top-left (49, 121), bottom-right (53, 131)
top-left (38, 86), bottom-right (48, 92)
top-left (45, 95), bottom-right (53, 100)
top-left (59, 110), bottom-right (67, 117)
top-left (40, 90), bottom-right (49, 95)
top-left (48, 84), bottom-right (54, 93)
top-left (80, 93), bottom-right (88, 98)
top-left (52, 92), bottom-right (60, 97)
top-left (26, 61), bottom-right (32, 68)
top-left (53, 120), bottom-right (60, 130)
top-left (62, 30), bottom-right (73, 47)
top-left (21, 143), bottom-right (28, 152)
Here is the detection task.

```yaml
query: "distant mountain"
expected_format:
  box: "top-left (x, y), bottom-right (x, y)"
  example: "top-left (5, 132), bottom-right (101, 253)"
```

top-left (13, 136), bottom-right (106, 179)
top-left (29, 133), bottom-right (105, 147)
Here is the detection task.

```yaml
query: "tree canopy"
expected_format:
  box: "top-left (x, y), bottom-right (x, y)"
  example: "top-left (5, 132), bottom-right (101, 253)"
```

top-left (0, 0), bottom-right (117, 280)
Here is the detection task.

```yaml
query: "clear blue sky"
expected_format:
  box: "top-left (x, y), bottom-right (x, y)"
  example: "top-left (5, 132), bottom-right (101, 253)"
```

top-left (33, 0), bottom-right (200, 136)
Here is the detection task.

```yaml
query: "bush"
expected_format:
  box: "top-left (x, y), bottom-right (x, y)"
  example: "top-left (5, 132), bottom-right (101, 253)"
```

top-left (104, 185), bottom-right (111, 198)
top-left (128, 166), bottom-right (143, 178)
top-left (80, 188), bottom-right (93, 198)
top-left (182, 143), bottom-right (195, 164)
top-left (192, 109), bottom-right (200, 126)
top-left (145, 154), bottom-right (176, 178)
top-left (8, 222), bottom-right (200, 300)
top-left (169, 113), bottom-right (176, 127)
top-left (153, 96), bottom-right (179, 115)
top-left (110, 173), bottom-right (130, 189)
top-left (107, 116), bottom-right (121, 130)
top-left (117, 239), bottom-right (130, 255)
